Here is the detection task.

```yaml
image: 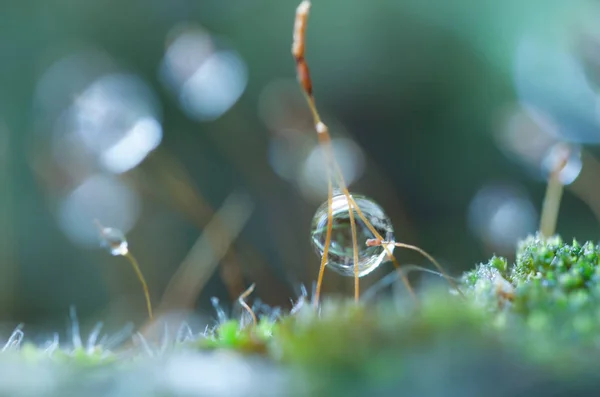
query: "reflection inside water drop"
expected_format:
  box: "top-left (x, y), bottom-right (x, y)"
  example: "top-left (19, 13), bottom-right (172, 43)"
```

top-left (99, 227), bottom-right (129, 256)
top-left (310, 194), bottom-right (394, 277)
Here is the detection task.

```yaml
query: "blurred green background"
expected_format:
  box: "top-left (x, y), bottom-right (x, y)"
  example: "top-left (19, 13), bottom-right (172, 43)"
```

top-left (1, 0), bottom-right (599, 334)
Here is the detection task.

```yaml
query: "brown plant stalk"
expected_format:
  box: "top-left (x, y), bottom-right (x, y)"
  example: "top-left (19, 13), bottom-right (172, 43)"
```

top-left (292, 1), bottom-right (461, 304)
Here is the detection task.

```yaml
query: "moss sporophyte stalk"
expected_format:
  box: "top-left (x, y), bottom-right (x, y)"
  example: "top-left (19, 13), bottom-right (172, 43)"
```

top-left (96, 222), bottom-right (154, 320)
top-left (294, 1), bottom-right (457, 304)
top-left (462, 235), bottom-right (600, 346)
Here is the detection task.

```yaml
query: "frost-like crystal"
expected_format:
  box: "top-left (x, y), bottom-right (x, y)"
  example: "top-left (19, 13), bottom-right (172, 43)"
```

top-left (311, 193), bottom-right (394, 277)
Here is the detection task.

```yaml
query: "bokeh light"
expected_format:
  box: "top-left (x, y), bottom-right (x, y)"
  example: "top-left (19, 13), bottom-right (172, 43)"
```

top-left (258, 79), bottom-right (310, 132)
top-left (34, 48), bottom-right (118, 124)
top-left (468, 183), bottom-right (538, 254)
top-left (494, 105), bottom-right (582, 185)
top-left (58, 174), bottom-right (141, 248)
top-left (267, 129), bottom-right (313, 182)
top-left (99, 117), bottom-right (162, 174)
top-left (514, 33), bottom-right (600, 144)
top-left (34, 48), bottom-right (163, 176)
top-left (298, 138), bottom-right (366, 202)
top-left (541, 143), bottom-right (582, 185)
top-left (159, 24), bottom-right (247, 122)
top-left (65, 74), bottom-right (162, 174)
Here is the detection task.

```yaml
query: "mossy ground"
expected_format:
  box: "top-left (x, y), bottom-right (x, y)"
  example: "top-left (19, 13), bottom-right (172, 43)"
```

top-left (463, 234), bottom-right (600, 361)
top-left (3, 234), bottom-right (600, 396)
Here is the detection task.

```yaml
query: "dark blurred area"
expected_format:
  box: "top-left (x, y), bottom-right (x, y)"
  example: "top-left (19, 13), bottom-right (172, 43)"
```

top-left (1, 0), bottom-right (600, 334)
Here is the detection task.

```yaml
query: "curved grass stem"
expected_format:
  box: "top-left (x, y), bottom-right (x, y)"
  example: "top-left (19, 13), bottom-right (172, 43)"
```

top-left (239, 283), bottom-right (257, 328)
top-left (366, 239), bottom-right (463, 297)
top-left (124, 252), bottom-right (153, 320)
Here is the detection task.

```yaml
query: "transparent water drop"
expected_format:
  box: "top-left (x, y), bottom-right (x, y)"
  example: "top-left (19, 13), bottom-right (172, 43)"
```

top-left (310, 193), bottom-right (395, 277)
top-left (541, 143), bottom-right (582, 185)
top-left (98, 227), bottom-right (129, 256)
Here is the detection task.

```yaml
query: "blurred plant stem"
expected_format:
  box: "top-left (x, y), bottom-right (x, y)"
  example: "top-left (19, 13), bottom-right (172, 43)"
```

top-left (160, 190), bottom-right (251, 310)
top-left (539, 146), bottom-right (568, 238)
top-left (144, 150), bottom-right (246, 300)
top-left (123, 251), bottom-right (153, 320)
top-left (208, 113), bottom-right (310, 290)
top-left (139, 192), bottom-right (253, 338)
top-left (134, 149), bottom-right (289, 305)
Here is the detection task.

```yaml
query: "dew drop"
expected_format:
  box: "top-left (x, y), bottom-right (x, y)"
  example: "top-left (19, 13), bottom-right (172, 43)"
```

top-left (541, 143), bottom-right (582, 185)
top-left (98, 227), bottom-right (129, 256)
top-left (310, 193), bottom-right (395, 277)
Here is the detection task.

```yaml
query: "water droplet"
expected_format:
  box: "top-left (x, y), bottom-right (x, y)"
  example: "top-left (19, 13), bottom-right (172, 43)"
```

top-left (310, 193), bottom-right (394, 277)
top-left (99, 227), bottom-right (129, 256)
top-left (541, 143), bottom-right (582, 185)
top-left (159, 26), bottom-right (247, 122)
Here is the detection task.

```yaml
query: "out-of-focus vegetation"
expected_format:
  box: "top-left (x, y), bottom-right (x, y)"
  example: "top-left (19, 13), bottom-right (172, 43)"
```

top-left (1, 236), bottom-right (600, 396)
top-left (464, 234), bottom-right (600, 359)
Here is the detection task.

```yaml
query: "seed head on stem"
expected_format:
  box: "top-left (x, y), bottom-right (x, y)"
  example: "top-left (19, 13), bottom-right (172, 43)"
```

top-left (95, 220), bottom-right (153, 320)
top-left (292, 0), bottom-right (421, 305)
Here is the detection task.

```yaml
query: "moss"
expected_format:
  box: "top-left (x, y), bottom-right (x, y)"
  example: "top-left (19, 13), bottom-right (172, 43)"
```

top-left (274, 293), bottom-right (490, 367)
top-left (462, 233), bottom-right (600, 363)
top-left (4, 234), bottom-right (600, 396)
top-left (272, 235), bottom-right (600, 395)
top-left (271, 293), bottom-right (510, 396)
top-left (196, 318), bottom-right (275, 354)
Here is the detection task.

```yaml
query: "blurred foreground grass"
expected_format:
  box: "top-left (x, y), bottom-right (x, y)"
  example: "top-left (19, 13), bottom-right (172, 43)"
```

top-left (2, 234), bottom-right (600, 396)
